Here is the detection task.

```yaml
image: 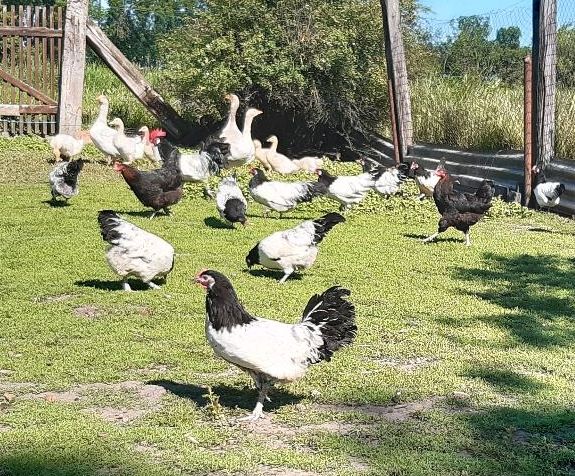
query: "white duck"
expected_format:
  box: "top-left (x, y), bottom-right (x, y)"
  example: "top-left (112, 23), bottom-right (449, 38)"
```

top-left (262, 135), bottom-right (300, 174)
top-left (89, 95), bottom-right (120, 160)
top-left (219, 93), bottom-right (242, 143)
top-left (109, 118), bottom-right (144, 164)
top-left (225, 108), bottom-right (262, 168)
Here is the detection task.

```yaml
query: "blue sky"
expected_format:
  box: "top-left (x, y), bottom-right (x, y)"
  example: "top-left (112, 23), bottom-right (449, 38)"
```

top-left (419, 0), bottom-right (531, 22)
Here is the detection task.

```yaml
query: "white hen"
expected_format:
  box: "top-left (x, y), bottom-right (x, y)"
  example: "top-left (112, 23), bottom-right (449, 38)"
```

top-left (248, 168), bottom-right (327, 217)
top-left (216, 175), bottom-right (248, 226)
top-left (98, 210), bottom-right (175, 291)
top-left (195, 270), bottom-right (356, 420)
top-left (48, 134), bottom-right (89, 161)
top-left (316, 165), bottom-right (381, 211)
top-left (532, 165), bottom-right (566, 210)
top-left (246, 212), bottom-right (345, 283)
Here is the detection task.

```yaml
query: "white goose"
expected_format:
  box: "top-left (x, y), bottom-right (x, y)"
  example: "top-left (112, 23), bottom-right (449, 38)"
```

top-left (89, 95), bottom-right (120, 160)
top-left (226, 107), bottom-right (262, 168)
top-left (219, 93), bottom-right (242, 143)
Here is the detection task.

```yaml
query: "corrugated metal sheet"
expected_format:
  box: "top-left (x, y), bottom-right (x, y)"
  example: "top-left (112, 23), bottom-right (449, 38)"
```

top-left (364, 136), bottom-right (574, 217)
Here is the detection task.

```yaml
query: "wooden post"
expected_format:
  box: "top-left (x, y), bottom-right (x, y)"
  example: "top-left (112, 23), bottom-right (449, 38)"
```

top-left (57, 0), bottom-right (88, 135)
top-left (524, 56), bottom-right (533, 206)
top-left (380, 0), bottom-right (413, 160)
top-left (532, 0), bottom-right (557, 169)
top-left (86, 20), bottom-right (188, 139)
top-left (387, 79), bottom-right (401, 165)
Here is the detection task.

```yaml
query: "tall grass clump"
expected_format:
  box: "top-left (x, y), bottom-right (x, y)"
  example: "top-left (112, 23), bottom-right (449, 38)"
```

top-left (411, 75), bottom-right (524, 151)
top-left (556, 88), bottom-right (575, 160)
top-left (82, 61), bottom-right (169, 130)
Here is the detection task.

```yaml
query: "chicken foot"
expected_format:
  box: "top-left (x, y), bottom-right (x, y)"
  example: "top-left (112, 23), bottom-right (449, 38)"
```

top-left (278, 269), bottom-right (294, 284)
top-left (239, 382), bottom-right (271, 422)
top-left (122, 279), bottom-right (132, 292)
top-left (422, 232), bottom-right (439, 243)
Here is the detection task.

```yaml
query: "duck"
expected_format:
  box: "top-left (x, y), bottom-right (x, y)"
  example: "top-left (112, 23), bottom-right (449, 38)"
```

top-left (109, 118), bottom-right (144, 164)
top-left (89, 95), bottom-right (120, 161)
top-left (263, 135), bottom-right (300, 174)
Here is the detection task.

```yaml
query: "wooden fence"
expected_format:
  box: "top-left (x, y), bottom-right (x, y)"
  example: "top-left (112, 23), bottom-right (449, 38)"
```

top-left (0, 5), bottom-right (63, 136)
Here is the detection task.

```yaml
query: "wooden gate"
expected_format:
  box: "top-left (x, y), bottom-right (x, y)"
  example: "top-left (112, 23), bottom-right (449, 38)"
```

top-left (0, 5), bottom-right (63, 136)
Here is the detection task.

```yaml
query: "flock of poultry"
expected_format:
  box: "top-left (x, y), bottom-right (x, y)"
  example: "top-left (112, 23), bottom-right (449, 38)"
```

top-left (45, 93), bottom-right (566, 421)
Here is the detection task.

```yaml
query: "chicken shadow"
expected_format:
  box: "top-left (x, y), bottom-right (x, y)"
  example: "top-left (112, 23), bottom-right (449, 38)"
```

top-left (148, 379), bottom-right (301, 412)
top-left (42, 199), bottom-right (70, 208)
top-left (116, 210), bottom-right (156, 218)
top-left (403, 232), bottom-right (464, 244)
top-left (243, 268), bottom-right (304, 281)
top-left (75, 278), bottom-right (151, 291)
top-left (454, 253), bottom-right (575, 348)
top-left (204, 216), bottom-right (234, 229)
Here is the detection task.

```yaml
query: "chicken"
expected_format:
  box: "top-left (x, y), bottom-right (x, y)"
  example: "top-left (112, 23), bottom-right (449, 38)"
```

top-left (47, 133), bottom-right (89, 161)
top-left (203, 108), bottom-right (262, 169)
top-left (113, 150), bottom-right (183, 218)
top-left (98, 210), bottom-right (174, 291)
top-left (409, 161), bottom-right (441, 200)
top-left (49, 159), bottom-right (84, 204)
top-left (532, 165), bottom-right (565, 210)
top-left (195, 270), bottom-right (356, 421)
top-left (246, 212), bottom-right (345, 283)
top-left (359, 159), bottom-right (409, 197)
top-left (89, 94), bottom-right (120, 160)
top-left (216, 175), bottom-right (248, 227)
top-left (423, 167), bottom-right (494, 246)
top-left (316, 164), bottom-right (381, 211)
top-left (248, 168), bottom-right (327, 217)
top-left (151, 130), bottom-right (228, 198)
top-left (219, 93), bottom-right (242, 143)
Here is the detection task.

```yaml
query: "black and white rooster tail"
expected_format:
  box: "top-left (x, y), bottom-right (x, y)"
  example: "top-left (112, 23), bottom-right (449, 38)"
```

top-left (157, 140), bottom-right (181, 168)
top-left (312, 212), bottom-right (346, 244)
top-left (299, 181), bottom-right (328, 203)
top-left (98, 210), bottom-right (123, 244)
top-left (203, 141), bottom-right (230, 174)
top-left (63, 159), bottom-right (84, 184)
top-left (552, 183), bottom-right (566, 200)
top-left (301, 286), bottom-right (357, 363)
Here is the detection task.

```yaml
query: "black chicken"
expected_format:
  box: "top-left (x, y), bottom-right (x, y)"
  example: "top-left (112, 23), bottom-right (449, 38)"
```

top-left (423, 167), bottom-right (494, 246)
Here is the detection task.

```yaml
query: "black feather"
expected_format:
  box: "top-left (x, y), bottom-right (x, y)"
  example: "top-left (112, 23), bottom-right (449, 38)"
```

top-left (63, 159), bottom-right (84, 187)
top-left (201, 270), bottom-right (256, 331)
top-left (301, 286), bottom-right (357, 362)
top-left (245, 243), bottom-right (261, 268)
top-left (223, 198), bottom-right (247, 225)
top-left (311, 212), bottom-right (345, 244)
top-left (97, 210), bottom-right (122, 243)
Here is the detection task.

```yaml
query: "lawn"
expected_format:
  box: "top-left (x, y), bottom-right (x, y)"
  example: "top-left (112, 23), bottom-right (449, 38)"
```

top-left (0, 137), bottom-right (574, 476)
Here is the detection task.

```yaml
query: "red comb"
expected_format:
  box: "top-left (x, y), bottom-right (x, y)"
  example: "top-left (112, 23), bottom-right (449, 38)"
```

top-left (149, 128), bottom-right (167, 142)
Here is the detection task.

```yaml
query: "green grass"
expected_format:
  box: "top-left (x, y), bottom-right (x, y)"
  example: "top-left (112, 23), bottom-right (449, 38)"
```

top-left (1, 136), bottom-right (575, 475)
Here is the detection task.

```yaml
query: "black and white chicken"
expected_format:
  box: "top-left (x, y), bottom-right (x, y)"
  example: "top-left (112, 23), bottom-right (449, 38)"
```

top-left (246, 212), bottom-right (345, 283)
top-left (532, 165), bottom-right (565, 210)
top-left (49, 159), bottom-right (84, 204)
top-left (249, 168), bottom-right (327, 217)
top-left (195, 269), bottom-right (356, 421)
top-left (409, 161), bottom-right (441, 200)
top-left (316, 164), bottom-right (381, 211)
top-left (98, 210), bottom-right (175, 291)
top-left (216, 175), bottom-right (248, 227)
top-left (359, 159), bottom-right (409, 197)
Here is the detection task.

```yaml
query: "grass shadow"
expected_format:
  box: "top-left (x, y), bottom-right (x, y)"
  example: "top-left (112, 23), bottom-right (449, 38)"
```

top-left (464, 366), bottom-right (547, 393)
top-left (455, 253), bottom-right (575, 347)
top-left (204, 216), bottom-right (234, 229)
top-left (116, 210), bottom-right (155, 218)
top-left (148, 379), bottom-right (301, 412)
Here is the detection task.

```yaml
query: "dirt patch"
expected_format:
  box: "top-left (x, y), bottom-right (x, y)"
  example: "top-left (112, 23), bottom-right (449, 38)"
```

top-left (134, 363), bottom-right (174, 375)
top-left (255, 467), bottom-right (321, 476)
top-left (0, 370), bottom-right (13, 377)
top-left (85, 407), bottom-right (146, 424)
top-left (512, 429), bottom-right (531, 444)
top-left (348, 457), bottom-right (370, 472)
top-left (0, 425), bottom-right (11, 432)
top-left (375, 356), bottom-right (440, 372)
top-left (0, 382), bottom-right (40, 394)
top-left (134, 306), bottom-right (153, 317)
top-left (74, 305), bottom-right (102, 319)
top-left (314, 397), bottom-right (441, 422)
top-left (34, 293), bottom-right (74, 303)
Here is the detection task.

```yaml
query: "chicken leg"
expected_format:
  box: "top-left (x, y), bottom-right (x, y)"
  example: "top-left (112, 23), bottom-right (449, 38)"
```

top-left (464, 231), bottom-right (471, 246)
top-left (278, 269), bottom-right (294, 284)
top-left (147, 281), bottom-right (161, 290)
top-left (239, 381), bottom-right (271, 422)
top-left (122, 279), bottom-right (132, 292)
top-left (422, 232), bottom-right (439, 243)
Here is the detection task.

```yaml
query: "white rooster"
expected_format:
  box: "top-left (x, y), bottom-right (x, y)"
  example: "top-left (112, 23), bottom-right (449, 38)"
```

top-left (248, 168), bottom-right (327, 217)
top-left (532, 165), bottom-right (565, 210)
top-left (246, 212), bottom-right (345, 283)
top-left (359, 159), bottom-right (409, 197)
top-left (98, 210), bottom-right (175, 291)
top-left (195, 269), bottom-right (357, 421)
top-left (49, 159), bottom-right (84, 204)
top-left (316, 164), bottom-right (381, 211)
top-left (216, 175), bottom-right (248, 227)
top-left (409, 161), bottom-right (441, 200)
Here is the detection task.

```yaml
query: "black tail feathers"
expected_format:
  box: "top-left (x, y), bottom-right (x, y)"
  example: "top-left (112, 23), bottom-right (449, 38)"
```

top-left (97, 210), bottom-right (122, 243)
top-left (555, 183), bottom-right (566, 198)
top-left (63, 159), bottom-right (84, 184)
top-left (302, 286), bottom-right (357, 362)
top-left (475, 180), bottom-right (495, 203)
top-left (312, 212), bottom-right (345, 244)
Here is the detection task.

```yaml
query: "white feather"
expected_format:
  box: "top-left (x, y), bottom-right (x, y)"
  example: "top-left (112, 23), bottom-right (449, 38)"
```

top-left (104, 218), bottom-right (174, 283)
top-left (49, 162), bottom-right (80, 199)
top-left (250, 181), bottom-right (314, 212)
top-left (326, 172), bottom-right (374, 206)
top-left (534, 181), bottom-right (562, 207)
top-left (216, 176), bottom-right (247, 217)
top-left (374, 169), bottom-right (403, 196)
